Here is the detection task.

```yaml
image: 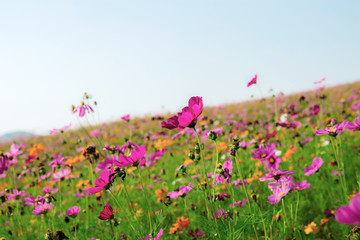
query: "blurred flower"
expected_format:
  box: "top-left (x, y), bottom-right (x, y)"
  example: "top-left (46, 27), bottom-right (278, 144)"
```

top-left (304, 222), bottom-right (318, 234)
top-left (66, 206), bottom-right (81, 217)
top-left (335, 194), bottom-right (360, 225)
top-left (304, 157), bottom-right (323, 176)
top-left (291, 180), bottom-right (310, 191)
top-left (50, 122), bottom-right (72, 134)
top-left (247, 74), bottom-right (257, 87)
top-left (98, 204), bottom-right (114, 220)
top-left (32, 202), bottom-right (54, 215)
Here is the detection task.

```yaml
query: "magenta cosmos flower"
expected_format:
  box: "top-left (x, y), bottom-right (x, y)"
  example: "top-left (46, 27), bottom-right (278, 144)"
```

top-left (66, 206), bottom-right (81, 217)
top-left (161, 96), bottom-right (203, 131)
top-left (335, 194), bottom-right (360, 225)
top-left (315, 121), bottom-right (348, 137)
top-left (247, 74), bottom-right (257, 87)
top-left (98, 204), bottom-right (114, 220)
top-left (168, 183), bottom-right (195, 199)
top-left (73, 103), bottom-right (94, 117)
top-left (346, 115), bottom-right (360, 131)
top-left (113, 145), bottom-right (146, 167)
top-left (33, 202), bottom-right (54, 215)
top-left (88, 168), bottom-right (115, 195)
top-left (304, 157), bottom-right (323, 176)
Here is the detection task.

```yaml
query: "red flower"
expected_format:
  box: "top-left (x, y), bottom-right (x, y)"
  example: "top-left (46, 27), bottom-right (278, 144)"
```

top-left (98, 204), bottom-right (114, 220)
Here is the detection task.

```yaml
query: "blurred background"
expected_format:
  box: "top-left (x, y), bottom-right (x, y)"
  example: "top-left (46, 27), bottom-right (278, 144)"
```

top-left (0, 0), bottom-right (359, 136)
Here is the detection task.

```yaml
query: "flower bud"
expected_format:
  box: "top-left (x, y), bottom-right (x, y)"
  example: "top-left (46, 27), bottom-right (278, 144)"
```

top-left (188, 151), bottom-right (195, 160)
top-left (208, 131), bottom-right (218, 141)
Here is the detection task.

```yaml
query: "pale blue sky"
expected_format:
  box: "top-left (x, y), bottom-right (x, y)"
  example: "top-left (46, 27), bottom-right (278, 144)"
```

top-left (1, 1), bottom-right (359, 135)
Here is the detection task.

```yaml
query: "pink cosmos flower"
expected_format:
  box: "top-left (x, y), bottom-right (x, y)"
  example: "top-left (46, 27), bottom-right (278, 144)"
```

top-left (138, 228), bottom-right (163, 240)
top-left (7, 189), bottom-right (29, 201)
top-left (161, 96), bottom-right (203, 131)
top-left (49, 154), bottom-right (70, 172)
top-left (73, 103), bottom-right (94, 117)
top-left (113, 145), bottom-right (146, 168)
top-left (168, 183), bottom-right (195, 199)
top-left (121, 114), bottom-right (130, 121)
top-left (66, 206), bottom-right (81, 217)
top-left (215, 158), bottom-right (233, 185)
top-left (291, 180), bottom-right (311, 191)
top-left (346, 115), bottom-right (360, 131)
top-left (304, 157), bottom-right (323, 176)
top-left (90, 129), bottom-right (99, 137)
top-left (22, 195), bottom-right (46, 206)
top-left (5, 144), bottom-right (23, 159)
top-left (313, 77), bottom-right (326, 84)
top-left (267, 176), bottom-right (293, 204)
top-left (315, 121), bottom-right (348, 137)
top-left (50, 169), bottom-right (72, 182)
top-left (43, 187), bottom-right (58, 195)
top-left (352, 100), bottom-right (360, 111)
top-left (32, 202), bottom-right (54, 215)
top-left (335, 194), bottom-right (360, 225)
top-left (247, 74), bottom-right (257, 87)
top-left (50, 122), bottom-right (72, 134)
top-left (346, 93), bottom-right (356, 102)
top-left (98, 204), bottom-right (114, 220)
top-left (88, 168), bottom-right (115, 195)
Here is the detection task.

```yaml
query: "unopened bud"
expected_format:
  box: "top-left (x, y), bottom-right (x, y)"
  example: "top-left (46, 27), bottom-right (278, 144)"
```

top-left (208, 131), bottom-right (218, 141)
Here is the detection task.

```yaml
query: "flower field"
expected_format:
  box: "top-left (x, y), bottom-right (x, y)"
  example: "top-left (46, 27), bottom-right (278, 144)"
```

top-left (1, 80), bottom-right (360, 240)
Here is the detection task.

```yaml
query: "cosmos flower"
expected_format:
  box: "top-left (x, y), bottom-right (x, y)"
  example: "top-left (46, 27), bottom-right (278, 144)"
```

top-left (66, 206), bottom-right (81, 217)
top-left (88, 168), bottom-right (115, 195)
top-left (7, 189), bottom-right (29, 201)
top-left (315, 121), bottom-right (348, 137)
top-left (335, 194), bottom-right (360, 225)
top-left (247, 74), bottom-right (257, 87)
top-left (73, 103), bottom-right (94, 117)
top-left (113, 145), bottom-right (146, 168)
top-left (161, 96), bottom-right (203, 131)
top-left (22, 195), bottom-right (46, 206)
top-left (304, 157), bottom-right (323, 176)
top-left (32, 202), bottom-right (54, 215)
top-left (98, 204), bottom-right (114, 220)
top-left (291, 180), bottom-right (311, 191)
top-left (50, 122), bottom-right (72, 134)
top-left (267, 176), bottom-right (293, 204)
top-left (121, 114), bottom-right (130, 121)
top-left (168, 183), bottom-right (195, 199)
top-left (259, 169), bottom-right (294, 182)
top-left (346, 115), bottom-right (360, 131)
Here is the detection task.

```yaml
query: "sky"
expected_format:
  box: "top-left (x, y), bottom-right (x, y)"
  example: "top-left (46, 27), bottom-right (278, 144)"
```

top-left (0, 1), bottom-right (359, 135)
